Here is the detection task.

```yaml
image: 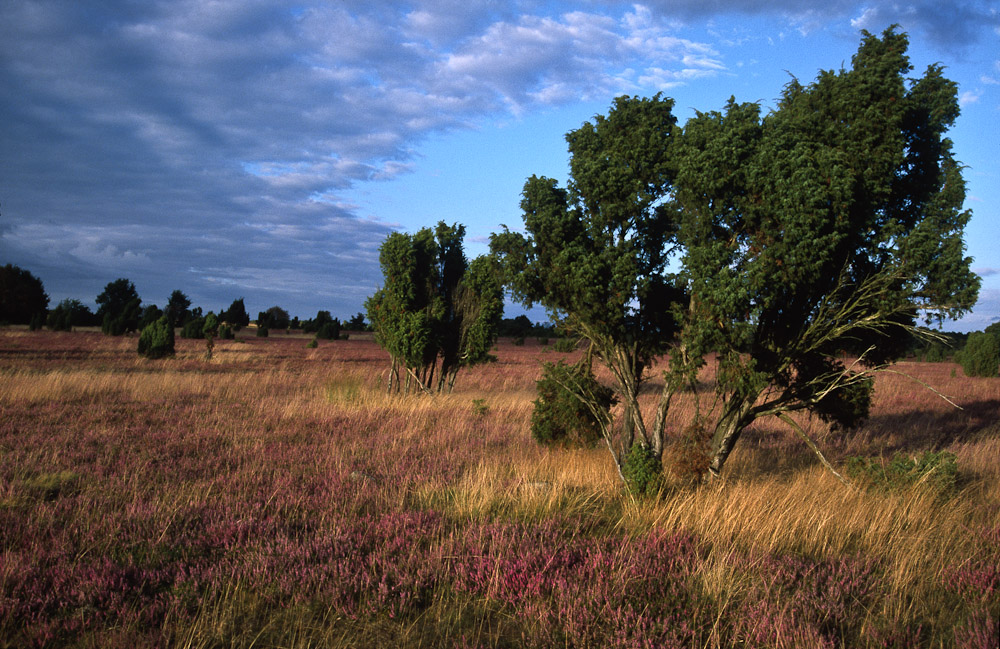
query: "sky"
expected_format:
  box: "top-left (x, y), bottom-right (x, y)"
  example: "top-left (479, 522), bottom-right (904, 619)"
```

top-left (2, 0), bottom-right (998, 330)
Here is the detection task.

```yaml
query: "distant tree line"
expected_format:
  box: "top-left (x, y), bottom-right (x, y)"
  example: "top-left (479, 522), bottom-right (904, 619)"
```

top-left (0, 266), bottom-right (374, 354)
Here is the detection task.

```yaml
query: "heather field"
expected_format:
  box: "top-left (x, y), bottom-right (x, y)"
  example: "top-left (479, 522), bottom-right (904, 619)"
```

top-left (1, 330), bottom-right (997, 648)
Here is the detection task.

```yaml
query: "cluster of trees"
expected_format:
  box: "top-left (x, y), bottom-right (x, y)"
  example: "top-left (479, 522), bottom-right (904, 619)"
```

top-left (366, 222), bottom-right (504, 393)
top-left (0, 268), bottom-right (366, 359)
top-left (487, 28), bottom-right (981, 484)
top-left (495, 315), bottom-right (557, 340)
top-left (905, 325), bottom-right (999, 377)
top-left (956, 324), bottom-right (1000, 377)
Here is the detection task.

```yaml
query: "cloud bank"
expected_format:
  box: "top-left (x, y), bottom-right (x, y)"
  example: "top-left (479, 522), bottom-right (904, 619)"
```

top-left (1, 0), bottom-right (996, 318)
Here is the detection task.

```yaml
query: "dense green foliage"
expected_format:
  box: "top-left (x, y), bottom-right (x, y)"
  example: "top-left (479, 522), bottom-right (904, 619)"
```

top-left (530, 359), bottom-right (615, 448)
top-left (137, 315), bottom-right (175, 359)
top-left (139, 304), bottom-right (163, 332)
top-left (97, 278), bottom-right (142, 335)
top-left (221, 298), bottom-right (250, 327)
top-left (46, 298), bottom-right (96, 331)
top-left (303, 310), bottom-right (335, 334)
top-left (258, 306), bottom-right (290, 330)
top-left (495, 29), bottom-right (980, 482)
top-left (959, 331), bottom-right (999, 377)
top-left (621, 443), bottom-right (664, 497)
top-left (492, 94), bottom-right (686, 467)
top-left (0, 264), bottom-right (49, 325)
top-left (367, 222), bottom-right (504, 393)
top-left (846, 451), bottom-right (959, 495)
top-left (316, 319), bottom-right (341, 340)
top-left (202, 312), bottom-right (219, 359)
top-left (180, 317), bottom-right (206, 339)
top-left (165, 290), bottom-right (191, 327)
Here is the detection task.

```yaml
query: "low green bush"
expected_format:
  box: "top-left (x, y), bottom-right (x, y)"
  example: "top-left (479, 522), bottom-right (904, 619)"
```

top-left (959, 331), bottom-right (999, 377)
top-left (846, 450), bottom-right (959, 495)
top-left (553, 337), bottom-right (577, 353)
top-left (316, 320), bottom-right (341, 340)
top-left (622, 443), bottom-right (663, 497)
top-left (138, 315), bottom-right (175, 359)
top-left (180, 317), bottom-right (205, 339)
top-left (530, 359), bottom-right (614, 448)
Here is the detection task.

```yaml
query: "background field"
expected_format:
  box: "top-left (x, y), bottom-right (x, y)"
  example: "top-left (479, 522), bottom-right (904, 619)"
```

top-left (1, 330), bottom-right (997, 648)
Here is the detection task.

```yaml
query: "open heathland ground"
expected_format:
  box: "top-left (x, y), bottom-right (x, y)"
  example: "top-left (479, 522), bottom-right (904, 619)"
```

top-left (1, 330), bottom-right (997, 648)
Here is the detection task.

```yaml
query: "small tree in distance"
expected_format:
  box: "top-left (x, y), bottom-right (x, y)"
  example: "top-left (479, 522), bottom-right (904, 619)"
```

top-left (367, 222), bottom-right (504, 394)
top-left (222, 298), bottom-right (250, 328)
top-left (97, 279), bottom-right (142, 335)
top-left (138, 315), bottom-right (175, 359)
top-left (165, 290), bottom-right (191, 327)
top-left (202, 312), bottom-right (219, 360)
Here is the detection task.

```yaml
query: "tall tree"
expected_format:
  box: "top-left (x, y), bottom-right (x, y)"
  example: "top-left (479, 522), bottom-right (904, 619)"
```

top-left (165, 290), bottom-right (192, 327)
top-left (494, 29), bottom-right (979, 483)
top-left (0, 264), bottom-right (49, 325)
top-left (258, 306), bottom-right (290, 330)
top-left (670, 28), bottom-right (979, 478)
top-left (491, 94), bottom-right (686, 473)
top-left (96, 278), bottom-right (142, 335)
top-left (367, 222), bottom-right (504, 393)
top-left (222, 298), bottom-right (250, 327)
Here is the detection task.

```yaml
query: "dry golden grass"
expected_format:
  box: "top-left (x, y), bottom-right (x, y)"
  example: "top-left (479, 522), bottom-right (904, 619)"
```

top-left (2, 330), bottom-right (997, 647)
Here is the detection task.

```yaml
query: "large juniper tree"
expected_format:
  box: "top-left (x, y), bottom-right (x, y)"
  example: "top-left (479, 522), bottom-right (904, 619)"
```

top-left (672, 28), bottom-right (979, 478)
top-left (494, 28), bottom-right (979, 481)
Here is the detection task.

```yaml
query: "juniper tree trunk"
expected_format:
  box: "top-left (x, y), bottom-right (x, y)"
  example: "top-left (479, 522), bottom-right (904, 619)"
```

top-left (707, 398), bottom-right (756, 477)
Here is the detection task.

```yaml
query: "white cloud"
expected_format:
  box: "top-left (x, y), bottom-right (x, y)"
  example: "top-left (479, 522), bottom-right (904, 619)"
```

top-left (960, 90), bottom-right (982, 106)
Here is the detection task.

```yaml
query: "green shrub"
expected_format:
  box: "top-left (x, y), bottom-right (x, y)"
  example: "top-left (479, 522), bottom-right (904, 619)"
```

top-left (29, 313), bottom-right (45, 331)
top-left (218, 324), bottom-right (234, 340)
top-left (306, 338), bottom-right (318, 349)
top-left (622, 443), bottom-right (663, 497)
top-left (180, 317), bottom-right (205, 339)
top-left (553, 337), bottom-right (577, 353)
top-left (316, 320), bottom-right (341, 340)
top-left (538, 337), bottom-right (549, 346)
top-left (846, 450), bottom-right (959, 495)
top-left (471, 399), bottom-right (489, 416)
top-left (513, 336), bottom-right (525, 346)
top-left (960, 331), bottom-right (999, 377)
top-left (138, 315), bottom-right (175, 359)
top-left (256, 325), bottom-right (269, 338)
top-left (923, 343), bottom-right (949, 362)
top-left (530, 360), bottom-right (615, 447)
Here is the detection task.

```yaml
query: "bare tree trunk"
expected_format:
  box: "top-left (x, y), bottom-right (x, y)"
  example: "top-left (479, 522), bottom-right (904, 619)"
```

top-left (707, 398), bottom-right (755, 477)
top-left (650, 380), bottom-right (675, 458)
